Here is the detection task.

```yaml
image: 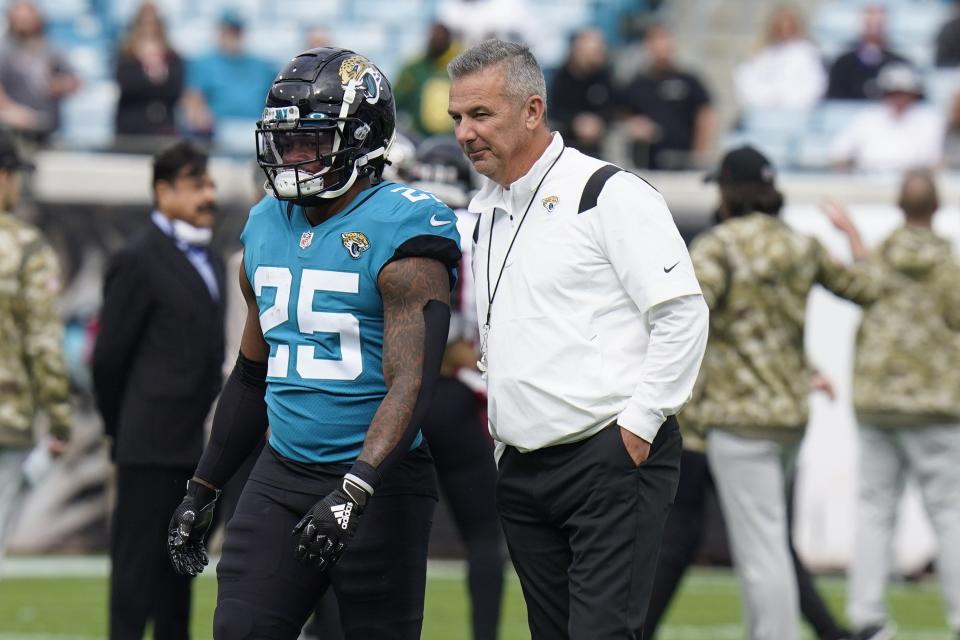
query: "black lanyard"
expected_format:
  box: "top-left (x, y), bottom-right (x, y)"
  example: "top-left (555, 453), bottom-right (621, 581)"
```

top-left (479, 148), bottom-right (564, 370)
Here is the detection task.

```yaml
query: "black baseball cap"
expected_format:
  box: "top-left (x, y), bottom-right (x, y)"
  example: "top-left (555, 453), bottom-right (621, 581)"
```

top-left (0, 130), bottom-right (34, 172)
top-left (704, 145), bottom-right (775, 185)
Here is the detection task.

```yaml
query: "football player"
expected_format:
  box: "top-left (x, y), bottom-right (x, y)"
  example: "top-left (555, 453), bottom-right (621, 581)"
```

top-left (166, 47), bottom-right (461, 639)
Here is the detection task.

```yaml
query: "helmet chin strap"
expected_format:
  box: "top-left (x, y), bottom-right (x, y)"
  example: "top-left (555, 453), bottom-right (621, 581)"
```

top-left (317, 145), bottom-right (387, 199)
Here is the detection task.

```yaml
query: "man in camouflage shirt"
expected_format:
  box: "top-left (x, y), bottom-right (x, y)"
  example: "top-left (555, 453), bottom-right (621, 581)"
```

top-left (0, 129), bottom-right (70, 564)
top-left (826, 168), bottom-right (960, 640)
top-left (684, 146), bottom-right (878, 640)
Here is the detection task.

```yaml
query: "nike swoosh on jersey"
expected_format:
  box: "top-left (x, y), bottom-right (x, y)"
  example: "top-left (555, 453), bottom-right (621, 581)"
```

top-left (430, 214), bottom-right (453, 227)
top-left (663, 261), bottom-right (680, 273)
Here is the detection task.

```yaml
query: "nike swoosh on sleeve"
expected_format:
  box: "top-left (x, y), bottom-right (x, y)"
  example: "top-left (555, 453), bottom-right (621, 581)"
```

top-left (430, 214), bottom-right (453, 227)
top-left (663, 262), bottom-right (680, 273)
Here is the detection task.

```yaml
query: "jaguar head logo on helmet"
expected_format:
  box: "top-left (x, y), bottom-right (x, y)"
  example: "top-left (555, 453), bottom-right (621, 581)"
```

top-left (256, 47), bottom-right (396, 204)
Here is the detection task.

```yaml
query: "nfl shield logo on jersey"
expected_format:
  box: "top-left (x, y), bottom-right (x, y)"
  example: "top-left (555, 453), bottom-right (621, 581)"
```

top-left (299, 231), bottom-right (314, 249)
top-left (542, 196), bottom-right (559, 212)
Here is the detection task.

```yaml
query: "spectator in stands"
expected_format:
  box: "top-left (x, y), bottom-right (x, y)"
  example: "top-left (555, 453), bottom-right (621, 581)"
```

top-left (548, 27), bottom-right (615, 157)
top-left (394, 22), bottom-right (460, 138)
top-left (181, 9), bottom-right (275, 138)
top-left (437, 0), bottom-right (538, 49)
top-left (830, 63), bottom-right (944, 174)
top-left (0, 0), bottom-right (79, 140)
top-left (826, 4), bottom-right (906, 101)
top-left (825, 170), bottom-right (960, 640)
top-left (734, 4), bottom-right (826, 110)
top-left (618, 23), bottom-right (715, 170)
top-left (113, 2), bottom-right (184, 150)
top-left (935, 0), bottom-right (960, 68)
top-left (304, 25), bottom-right (330, 51)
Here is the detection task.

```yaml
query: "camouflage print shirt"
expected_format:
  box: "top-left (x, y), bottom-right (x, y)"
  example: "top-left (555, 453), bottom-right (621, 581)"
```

top-left (681, 213), bottom-right (878, 442)
top-left (853, 226), bottom-right (960, 426)
top-left (0, 211), bottom-right (71, 447)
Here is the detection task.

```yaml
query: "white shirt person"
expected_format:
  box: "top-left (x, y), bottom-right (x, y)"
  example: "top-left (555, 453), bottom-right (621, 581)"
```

top-left (448, 39), bottom-right (708, 640)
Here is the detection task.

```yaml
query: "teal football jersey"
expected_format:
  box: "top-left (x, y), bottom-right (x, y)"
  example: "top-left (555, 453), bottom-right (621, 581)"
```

top-left (241, 182), bottom-right (461, 463)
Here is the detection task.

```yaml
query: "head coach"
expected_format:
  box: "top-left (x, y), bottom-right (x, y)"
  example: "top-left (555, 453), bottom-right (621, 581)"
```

top-left (447, 39), bottom-right (709, 639)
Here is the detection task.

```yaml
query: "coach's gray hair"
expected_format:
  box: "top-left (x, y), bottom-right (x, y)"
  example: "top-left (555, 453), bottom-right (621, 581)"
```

top-left (447, 39), bottom-right (547, 109)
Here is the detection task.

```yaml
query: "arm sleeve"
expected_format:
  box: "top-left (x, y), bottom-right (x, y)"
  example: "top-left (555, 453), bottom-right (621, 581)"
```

top-left (617, 294), bottom-right (710, 442)
top-left (193, 353), bottom-right (268, 489)
top-left (591, 172), bottom-right (702, 313)
top-left (92, 250), bottom-right (153, 439)
top-left (18, 241), bottom-right (71, 440)
top-left (352, 299), bottom-right (450, 492)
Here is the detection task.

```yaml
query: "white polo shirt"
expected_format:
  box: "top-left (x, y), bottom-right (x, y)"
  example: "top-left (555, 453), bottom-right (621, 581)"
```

top-left (470, 133), bottom-right (708, 454)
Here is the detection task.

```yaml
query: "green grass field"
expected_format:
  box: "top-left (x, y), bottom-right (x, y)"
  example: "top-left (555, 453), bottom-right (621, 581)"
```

top-left (0, 559), bottom-right (952, 639)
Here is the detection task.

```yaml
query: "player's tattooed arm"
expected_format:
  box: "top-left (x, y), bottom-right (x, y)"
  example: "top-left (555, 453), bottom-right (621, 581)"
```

top-left (361, 256), bottom-right (451, 471)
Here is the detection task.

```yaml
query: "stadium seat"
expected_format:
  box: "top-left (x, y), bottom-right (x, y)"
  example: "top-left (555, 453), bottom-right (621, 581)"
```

top-left (721, 131), bottom-right (796, 169)
top-left (350, 0), bottom-right (426, 24)
top-left (67, 44), bottom-right (110, 81)
top-left (809, 100), bottom-right (869, 138)
top-left (795, 133), bottom-right (838, 170)
top-left (168, 19), bottom-right (217, 59)
top-left (262, 0), bottom-right (342, 22)
top-left (927, 68), bottom-right (960, 110)
top-left (244, 20), bottom-right (304, 67)
top-left (214, 117), bottom-right (257, 157)
top-left (59, 79), bottom-right (118, 150)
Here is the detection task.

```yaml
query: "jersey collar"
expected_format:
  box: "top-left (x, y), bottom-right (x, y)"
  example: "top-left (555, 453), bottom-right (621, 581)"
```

top-left (469, 132), bottom-right (564, 212)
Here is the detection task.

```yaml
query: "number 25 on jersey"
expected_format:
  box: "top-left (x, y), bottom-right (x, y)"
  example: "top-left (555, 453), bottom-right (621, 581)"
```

top-left (254, 266), bottom-right (363, 381)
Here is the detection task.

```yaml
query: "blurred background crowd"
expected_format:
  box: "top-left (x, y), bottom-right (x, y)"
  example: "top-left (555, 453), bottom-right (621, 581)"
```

top-left (2, 0), bottom-right (960, 169)
top-left (3, 0), bottom-right (960, 612)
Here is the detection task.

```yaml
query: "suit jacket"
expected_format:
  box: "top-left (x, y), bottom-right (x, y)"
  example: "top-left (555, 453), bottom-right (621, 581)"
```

top-left (93, 222), bottom-right (225, 467)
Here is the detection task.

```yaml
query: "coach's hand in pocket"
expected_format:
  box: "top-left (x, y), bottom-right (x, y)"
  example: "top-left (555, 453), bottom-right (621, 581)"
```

top-left (619, 425), bottom-right (651, 467)
top-left (168, 478), bottom-right (220, 576)
top-left (293, 475), bottom-right (371, 573)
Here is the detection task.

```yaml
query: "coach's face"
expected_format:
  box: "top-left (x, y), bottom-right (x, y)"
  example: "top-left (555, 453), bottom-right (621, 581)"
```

top-left (448, 65), bottom-right (542, 187)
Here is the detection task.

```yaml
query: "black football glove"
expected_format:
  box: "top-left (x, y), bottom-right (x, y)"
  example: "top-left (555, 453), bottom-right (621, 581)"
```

top-left (167, 479), bottom-right (220, 577)
top-left (292, 474), bottom-right (372, 572)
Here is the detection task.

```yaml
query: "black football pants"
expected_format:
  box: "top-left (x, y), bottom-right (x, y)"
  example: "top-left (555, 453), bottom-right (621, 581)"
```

top-left (497, 418), bottom-right (682, 640)
top-left (213, 448), bottom-right (436, 640)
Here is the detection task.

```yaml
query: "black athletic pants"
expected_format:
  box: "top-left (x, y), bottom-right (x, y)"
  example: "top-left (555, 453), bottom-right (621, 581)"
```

top-left (302, 377), bottom-right (504, 640)
top-left (213, 445), bottom-right (437, 640)
top-left (497, 418), bottom-right (682, 640)
top-left (643, 449), bottom-right (847, 640)
top-left (110, 465), bottom-right (194, 640)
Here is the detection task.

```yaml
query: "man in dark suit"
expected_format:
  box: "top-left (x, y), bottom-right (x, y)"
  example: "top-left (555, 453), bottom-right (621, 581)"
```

top-left (93, 140), bottom-right (224, 640)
